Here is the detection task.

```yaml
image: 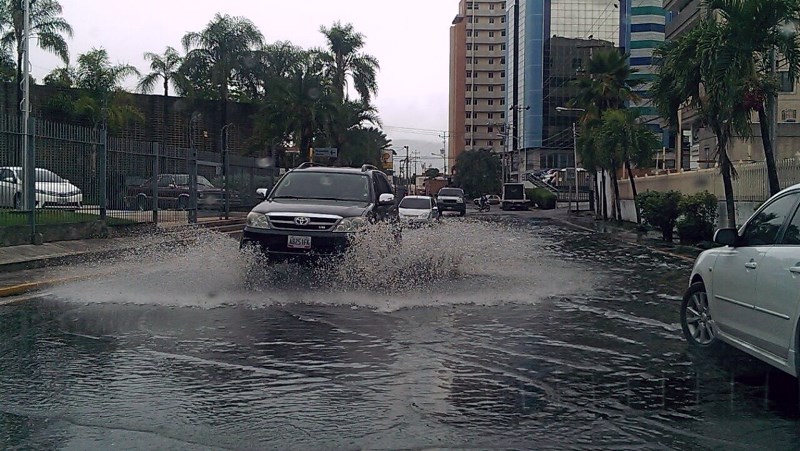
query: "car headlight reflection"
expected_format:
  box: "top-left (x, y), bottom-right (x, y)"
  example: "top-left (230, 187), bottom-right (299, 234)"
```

top-left (334, 217), bottom-right (369, 233)
top-left (246, 212), bottom-right (271, 229)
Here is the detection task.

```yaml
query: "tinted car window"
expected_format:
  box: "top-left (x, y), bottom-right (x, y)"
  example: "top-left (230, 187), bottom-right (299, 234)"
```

top-left (373, 173), bottom-right (392, 195)
top-left (272, 171), bottom-right (370, 202)
top-left (783, 204), bottom-right (800, 245)
top-left (157, 175), bottom-right (174, 187)
top-left (439, 188), bottom-right (463, 196)
top-left (399, 198), bottom-right (432, 209)
top-left (742, 193), bottom-right (799, 246)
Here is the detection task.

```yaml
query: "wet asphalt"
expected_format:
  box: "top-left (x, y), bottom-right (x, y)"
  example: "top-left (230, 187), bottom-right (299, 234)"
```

top-left (1, 214), bottom-right (799, 450)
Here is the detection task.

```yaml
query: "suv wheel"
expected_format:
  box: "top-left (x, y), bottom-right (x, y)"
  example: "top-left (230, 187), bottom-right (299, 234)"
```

top-left (680, 282), bottom-right (720, 350)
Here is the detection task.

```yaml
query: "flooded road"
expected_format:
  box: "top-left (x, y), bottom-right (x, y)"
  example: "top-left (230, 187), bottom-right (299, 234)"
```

top-left (2, 216), bottom-right (800, 450)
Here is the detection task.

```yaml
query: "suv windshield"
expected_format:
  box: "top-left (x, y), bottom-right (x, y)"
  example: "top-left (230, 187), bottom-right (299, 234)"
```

top-left (399, 198), bottom-right (432, 209)
top-left (438, 188), bottom-right (463, 197)
top-left (271, 171), bottom-right (371, 202)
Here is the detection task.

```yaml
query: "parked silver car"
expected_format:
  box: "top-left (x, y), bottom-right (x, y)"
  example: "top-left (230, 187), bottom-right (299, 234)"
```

top-left (0, 167), bottom-right (83, 209)
top-left (681, 183), bottom-right (800, 383)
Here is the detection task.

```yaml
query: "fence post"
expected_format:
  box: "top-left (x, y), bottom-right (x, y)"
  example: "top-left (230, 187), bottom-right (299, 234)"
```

top-left (99, 128), bottom-right (107, 221)
top-left (24, 117), bottom-right (37, 244)
top-left (152, 142), bottom-right (159, 225)
top-left (189, 146), bottom-right (198, 224)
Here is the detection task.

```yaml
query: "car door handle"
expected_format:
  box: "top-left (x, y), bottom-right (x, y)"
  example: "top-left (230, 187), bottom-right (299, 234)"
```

top-left (790, 266), bottom-right (800, 274)
top-left (745, 262), bottom-right (758, 270)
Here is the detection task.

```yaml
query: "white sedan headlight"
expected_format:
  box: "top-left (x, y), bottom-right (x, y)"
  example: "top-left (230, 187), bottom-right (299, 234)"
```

top-left (334, 217), bottom-right (369, 233)
top-left (246, 212), bottom-right (270, 229)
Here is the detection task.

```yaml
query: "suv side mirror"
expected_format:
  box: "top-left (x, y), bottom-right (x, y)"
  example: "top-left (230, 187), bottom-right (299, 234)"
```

top-left (378, 193), bottom-right (395, 206)
top-left (255, 188), bottom-right (269, 199)
top-left (714, 228), bottom-right (738, 247)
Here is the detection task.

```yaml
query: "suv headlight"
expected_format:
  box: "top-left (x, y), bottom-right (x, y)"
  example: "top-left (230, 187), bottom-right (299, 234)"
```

top-left (334, 217), bottom-right (369, 233)
top-left (246, 212), bottom-right (270, 229)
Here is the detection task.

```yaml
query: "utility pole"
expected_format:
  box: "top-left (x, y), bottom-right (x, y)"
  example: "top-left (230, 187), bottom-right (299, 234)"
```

top-left (404, 145), bottom-right (409, 194)
top-left (438, 132), bottom-right (448, 174)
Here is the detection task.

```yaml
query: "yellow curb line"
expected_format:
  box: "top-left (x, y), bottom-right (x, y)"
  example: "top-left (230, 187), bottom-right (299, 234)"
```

top-left (0, 274), bottom-right (99, 299)
top-left (550, 216), bottom-right (697, 263)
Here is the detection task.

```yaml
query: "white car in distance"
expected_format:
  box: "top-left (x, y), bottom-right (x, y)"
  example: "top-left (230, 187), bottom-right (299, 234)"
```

top-left (398, 195), bottom-right (439, 226)
top-left (0, 167), bottom-right (83, 209)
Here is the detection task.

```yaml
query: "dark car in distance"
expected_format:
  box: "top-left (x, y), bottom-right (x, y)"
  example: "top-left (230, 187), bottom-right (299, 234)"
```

top-left (240, 163), bottom-right (397, 259)
top-left (127, 174), bottom-right (241, 211)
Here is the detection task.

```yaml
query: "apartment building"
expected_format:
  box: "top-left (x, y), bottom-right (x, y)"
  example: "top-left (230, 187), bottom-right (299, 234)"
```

top-left (448, 0), bottom-right (509, 173)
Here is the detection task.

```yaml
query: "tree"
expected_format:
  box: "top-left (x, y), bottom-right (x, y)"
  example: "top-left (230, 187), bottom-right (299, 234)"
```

top-left (425, 167), bottom-right (441, 178)
top-left (181, 13), bottom-right (264, 150)
top-left (318, 21), bottom-right (380, 103)
top-left (453, 149), bottom-right (502, 199)
top-left (595, 109), bottom-right (661, 224)
top-left (703, 0), bottom-right (800, 197)
top-left (651, 19), bottom-right (751, 228)
top-left (138, 46), bottom-right (183, 164)
top-left (72, 47), bottom-right (142, 130)
top-left (0, 45), bottom-right (13, 82)
top-left (0, 0), bottom-right (72, 104)
top-left (570, 48), bottom-right (642, 221)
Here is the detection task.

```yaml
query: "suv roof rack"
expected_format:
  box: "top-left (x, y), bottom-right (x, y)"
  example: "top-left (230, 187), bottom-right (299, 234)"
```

top-left (361, 164), bottom-right (380, 172)
top-left (296, 162), bottom-right (326, 169)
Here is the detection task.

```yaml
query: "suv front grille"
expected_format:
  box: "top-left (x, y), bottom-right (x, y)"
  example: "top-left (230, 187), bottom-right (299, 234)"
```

top-left (267, 214), bottom-right (341, 231)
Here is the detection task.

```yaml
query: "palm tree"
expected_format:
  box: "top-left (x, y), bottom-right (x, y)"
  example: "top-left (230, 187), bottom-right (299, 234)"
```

top-left (73, 47), bottom-right (141, 130)
top-left (318, 21), bottom-right (380, 103)
top-left (703, 0), bottom-right (800, 197)
top-left (0, 0), bottom-right (72, 104)
top-left (181, 13), bottom-right (264, 150)
top-left (324, 99), bottom-right (381, 163)
top-left (570, 48), bottom-right (642, 220)
top-left (651, 18), bottom-right (751, 228)
top-left (596, 109), bottom-right (661, 224)
top-left (138, 46), bottom-right (183, 164)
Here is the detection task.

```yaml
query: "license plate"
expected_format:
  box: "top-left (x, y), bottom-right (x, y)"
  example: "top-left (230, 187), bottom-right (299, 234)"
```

top-left (287, 235), bottom-right (312, 249)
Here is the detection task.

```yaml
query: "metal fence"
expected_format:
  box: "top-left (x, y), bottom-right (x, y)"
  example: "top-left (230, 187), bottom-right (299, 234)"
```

top-left (0, 115), bottom-right (276, 244)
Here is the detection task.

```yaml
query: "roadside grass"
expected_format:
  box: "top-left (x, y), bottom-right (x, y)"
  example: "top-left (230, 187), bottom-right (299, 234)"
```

top-left (0, 210), bottom-right (135, 227)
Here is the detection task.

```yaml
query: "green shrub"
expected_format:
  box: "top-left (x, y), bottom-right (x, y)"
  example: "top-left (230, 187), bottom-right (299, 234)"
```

top-left (638, 190), bottom-right (682, 241)
top-left (530, 187), bottom-right (557, 210)
top-left (677, 191), bottom-right (718, 245)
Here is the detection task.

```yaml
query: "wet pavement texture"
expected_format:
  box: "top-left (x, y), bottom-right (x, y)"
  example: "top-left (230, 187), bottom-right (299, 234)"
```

top-left (1, 216), bottom-right (799, 450)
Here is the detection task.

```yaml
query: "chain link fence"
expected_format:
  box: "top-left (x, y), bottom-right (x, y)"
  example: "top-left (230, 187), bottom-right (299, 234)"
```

top-left (0, 115), bottom-right (276, 245)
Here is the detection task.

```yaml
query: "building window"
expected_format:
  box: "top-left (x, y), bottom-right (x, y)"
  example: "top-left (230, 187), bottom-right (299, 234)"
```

top-left (489, 31), bottom-right (495, 37)
top-left (501, 16), bottom-right (506, 23)
top-left (490, 3), bottom-right (495, 9)
top-left (489, 58), bottom-right (494, 64)
top-left (466, 98), bottom-right (472, 105)
top-left (466, 112), bottom-right (472, 119)
top-left (475, 31), bottom-right (480, 37)
top-left (489, 17), bottom-right (495, 23)
top-left (501, 30), bottom-right (506, 37)
top-left (488, 126), bottom-right (494, 133)
top-left (501, 70), bottom-right (506, 78)
top-left (466, 70), bottom-right (472, 78)
top-left (500, 140), bottom-right (505, 146)
top-left (500, 112), bottom-right (505, 118)
top-left (488, 140), bottom-right (494, 146)
top-left (468, 16), bottom-right (473, 23)
top-left (780, 71), bottom-right (795, 92)
top-left (501, 57), bottom-right (506, 64)
top-left (501, 44), bottom-right (506, 50)
top-left (488, 72), bottom-right (494, 78)
top-left (488, 85), bottom-right (494, 92)
top-left (489, 45), bottom-right (495, 51)
top-left (782, 109), bottom-right (797, 122)
top-left (466, 125), bottom-right (472, 132)
top-left (488, 99), bottom-right (495, 105)
top-left (466, 84), bottom-right (471, 91)
top-left (474, 44), bottom-right (479, 51)
top-left (500, 98), bottom-right (505, 105)
top-left (467, 43), bottom-right (473, 50)
top-left (467, 30), bottom-right (472, 37)
top-left (488, 112), bottom-right (494, 119)
top-left (467, 1), bottom-right (475, 9)
top-left (500, 84), bottom-right (506, 91)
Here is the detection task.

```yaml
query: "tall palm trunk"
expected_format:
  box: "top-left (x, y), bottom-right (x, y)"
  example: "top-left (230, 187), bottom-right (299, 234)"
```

top-left (756, 105), bottom-right (781, 196)
top-left (624, 159), bottom-right (641, 224)
top-left (601, 170), bottom-right (608, 220)
top-left (162, 79), bottom-right (169, 172)
top-left (712, 123), bottom-right (737, 228)
top-left (15, 47), bottom-right (23, 114)
top-left (609, 159), bottom-right (622, 221)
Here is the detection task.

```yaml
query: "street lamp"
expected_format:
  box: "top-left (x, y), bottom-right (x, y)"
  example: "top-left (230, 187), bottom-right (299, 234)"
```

top-left (555, 106), bottom-right (583, 213)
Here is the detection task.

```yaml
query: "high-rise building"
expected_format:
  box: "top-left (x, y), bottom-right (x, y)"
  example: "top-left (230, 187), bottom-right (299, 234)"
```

top-left (448, 0), bottom-right (510, 173)
top-left (506, 0), bottom-right (629, 180)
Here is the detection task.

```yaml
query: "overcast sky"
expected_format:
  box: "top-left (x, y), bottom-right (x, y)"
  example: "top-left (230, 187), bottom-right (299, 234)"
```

top-left (29, 0), bottom-right (456, 165)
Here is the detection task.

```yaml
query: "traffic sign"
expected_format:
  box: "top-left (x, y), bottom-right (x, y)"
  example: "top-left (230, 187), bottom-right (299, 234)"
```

top-left (312, 147), bottom-right (338, 158)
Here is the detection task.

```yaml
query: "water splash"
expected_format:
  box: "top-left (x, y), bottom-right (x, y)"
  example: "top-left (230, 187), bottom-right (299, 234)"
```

top-left (48, 218), bottom-right (596, 311)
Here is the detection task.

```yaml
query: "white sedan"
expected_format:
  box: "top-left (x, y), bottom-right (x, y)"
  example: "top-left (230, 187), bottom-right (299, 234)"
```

top-left (398, 195), bottom-right (439, 225)
top-left (0, 167), bottom-right (83, 209)
top-left (681, 183), bottom-right (800, 382)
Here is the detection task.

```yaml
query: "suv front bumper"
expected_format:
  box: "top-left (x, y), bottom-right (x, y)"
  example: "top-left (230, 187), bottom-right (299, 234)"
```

top-left (240, 227), bottom-right (351, 257)
top-left (437, 203), bottom-right (465, 212)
